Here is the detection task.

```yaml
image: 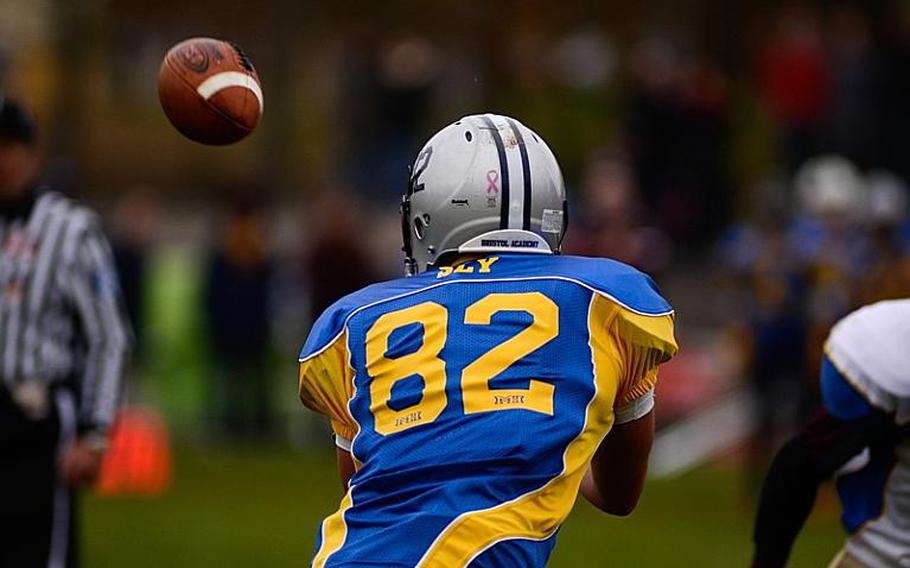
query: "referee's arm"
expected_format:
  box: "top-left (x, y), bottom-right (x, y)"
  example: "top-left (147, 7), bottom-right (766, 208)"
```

top-left (67, 215), bottom-right (132, 441)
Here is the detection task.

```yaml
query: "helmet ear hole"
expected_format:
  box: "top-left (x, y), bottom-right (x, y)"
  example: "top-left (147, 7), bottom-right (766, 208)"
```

top-left (414, 216), bottom-right (427, 240)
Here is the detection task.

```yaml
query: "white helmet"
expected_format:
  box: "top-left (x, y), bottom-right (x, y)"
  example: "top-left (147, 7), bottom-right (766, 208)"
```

top-left (401, 113), bottom-right (567, 275)
top-left (795, 155), bottom-right (865, 220)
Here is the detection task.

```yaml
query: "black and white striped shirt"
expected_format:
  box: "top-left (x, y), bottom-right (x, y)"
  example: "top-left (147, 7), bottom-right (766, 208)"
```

top-left (0, 190), bottom-right (131, 433)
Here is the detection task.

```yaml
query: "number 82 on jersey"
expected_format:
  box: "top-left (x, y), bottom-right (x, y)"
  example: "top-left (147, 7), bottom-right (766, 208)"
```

top-left (365, 292), bottom-right (558, 435)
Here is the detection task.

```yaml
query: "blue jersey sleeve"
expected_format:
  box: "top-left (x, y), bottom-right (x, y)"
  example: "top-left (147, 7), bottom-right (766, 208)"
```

top-left (820, 355), bottom-right (876, 421)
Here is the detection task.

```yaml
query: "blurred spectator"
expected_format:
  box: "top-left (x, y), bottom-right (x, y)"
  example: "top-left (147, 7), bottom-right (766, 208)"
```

top-left (304, 192), bottom-right (379, 319)
top-left (757, 4), bottom-right (829, 172)
top-left (626, 31), bottom-right (731, 245)
top-left (874, 1), bottom-right (910, 183)
top-left (822, 3), bottom-right (876, 168)
top-left (679, 57), bottom-right (732, 242)
top-left (203, 196), bottom-right (275, 441)
top-left (792, 155), bottom-right (872, 378)
top-left (548, 28), bottom-right (616, 92)
top-left (856, 170), bottom-right (910, 303)
top-left (336, 27), bottom-right (441, 201)
top-left (0, 44), bottom-right (7, 99)
top-left (717, 176), bottom-right (810, 490)
top-left (110, 188), bottom-right (159, 361)
top-left (564, 151), bottom-right (671, 273)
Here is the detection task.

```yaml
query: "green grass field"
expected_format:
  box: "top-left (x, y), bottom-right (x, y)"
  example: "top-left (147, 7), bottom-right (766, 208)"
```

top-left (83, 446), bottom-right (843, 567)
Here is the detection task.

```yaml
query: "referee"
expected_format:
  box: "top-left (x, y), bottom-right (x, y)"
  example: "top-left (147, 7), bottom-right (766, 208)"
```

top-left (0, 99), bottom-right (131, 567)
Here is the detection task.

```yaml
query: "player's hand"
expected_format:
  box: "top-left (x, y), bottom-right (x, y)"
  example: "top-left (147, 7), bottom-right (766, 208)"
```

top-left (59, 437), bottom-right (105, 488)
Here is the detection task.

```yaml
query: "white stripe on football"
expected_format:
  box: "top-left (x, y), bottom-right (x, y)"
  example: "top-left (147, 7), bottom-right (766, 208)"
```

top-left (196, 71), bottom-right (263, 111)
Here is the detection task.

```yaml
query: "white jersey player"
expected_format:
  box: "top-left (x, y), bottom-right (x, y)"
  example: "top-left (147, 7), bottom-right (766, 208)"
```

top-left (752, 299), bottom-right (910, 568)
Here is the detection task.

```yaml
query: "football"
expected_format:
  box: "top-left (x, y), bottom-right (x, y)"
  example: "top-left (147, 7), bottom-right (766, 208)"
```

top-left (157, 37), bottom-right (263, 145)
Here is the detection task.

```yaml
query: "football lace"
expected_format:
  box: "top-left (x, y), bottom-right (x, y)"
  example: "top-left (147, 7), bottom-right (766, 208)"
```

top-left (229, 42), bottom-right (255, 73)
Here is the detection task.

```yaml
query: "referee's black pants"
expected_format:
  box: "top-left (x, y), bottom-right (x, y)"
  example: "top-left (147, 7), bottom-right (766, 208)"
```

top-left (0, 388), bottom-right (77, 568)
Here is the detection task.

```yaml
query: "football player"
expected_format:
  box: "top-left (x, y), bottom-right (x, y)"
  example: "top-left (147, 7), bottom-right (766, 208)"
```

top-left (752, 299), bottom-right (910, 568)
top-left (298, 114), bottom-right (678, 567)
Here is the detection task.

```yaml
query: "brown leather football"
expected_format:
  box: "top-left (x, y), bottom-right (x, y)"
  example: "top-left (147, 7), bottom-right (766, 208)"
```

top-left (158, 38), bottom-right (263, 145)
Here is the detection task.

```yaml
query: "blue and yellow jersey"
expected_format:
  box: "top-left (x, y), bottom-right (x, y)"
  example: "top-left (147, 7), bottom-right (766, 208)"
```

top-left (298, 253), bottom-right (678, 567)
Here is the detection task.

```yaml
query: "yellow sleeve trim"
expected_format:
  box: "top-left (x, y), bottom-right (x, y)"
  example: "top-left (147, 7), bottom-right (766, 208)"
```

top-left (298, 329), bottom-right (358, 439)
top-left (612, 309), bottom-right (678, 362)
top-left (592, 298), bottom-right (678, 409)
top-left (330, 419), bottom-right (357, 442)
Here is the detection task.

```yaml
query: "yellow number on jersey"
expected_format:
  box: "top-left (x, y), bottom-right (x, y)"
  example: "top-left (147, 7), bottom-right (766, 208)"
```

top-left (461, 292), bottom-right (557, 415)
top-left (365, 302), bottom-right (448, 435)
top-left (364, 292), bottom-right (559, 436)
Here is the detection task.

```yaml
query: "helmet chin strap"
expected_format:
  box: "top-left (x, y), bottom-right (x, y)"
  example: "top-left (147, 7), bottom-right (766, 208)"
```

top-left (400, 193), bottom-right (419, 276)
top-left (401, 166), bottom-right (419, 277)
top-left (404, 257), bottom-right (418, 277)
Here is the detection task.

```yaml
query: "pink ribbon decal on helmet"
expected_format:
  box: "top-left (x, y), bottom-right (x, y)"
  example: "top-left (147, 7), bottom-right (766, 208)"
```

top-left (486, 170), bottom-right (500, 194)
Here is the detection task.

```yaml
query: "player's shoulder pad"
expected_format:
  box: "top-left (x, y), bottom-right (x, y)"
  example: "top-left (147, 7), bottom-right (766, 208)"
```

top-left (826, 298), bottom-right (910, 400)
top-left (543, 255), bottom-right (677, 358)
top-left (298, 276), bottom-right (432, 361)
top-left (542, 255), bottom-right (673, 316)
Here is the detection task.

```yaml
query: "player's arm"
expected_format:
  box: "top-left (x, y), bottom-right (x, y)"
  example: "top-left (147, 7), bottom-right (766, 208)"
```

top-left (298, 328), bottom-right (358, 491)
top-left (751, 357), bottom-right (899, 568)
top-left (336, 447), bottom-right (355, 490)
top-left (751, 410), bottom-right (893, 567)
top-left (582, 303), bottom-right (677, 515)
top-left (581, 407), bottom-right (655, 515)
top-left (333, 433), bottom-right (356, 490)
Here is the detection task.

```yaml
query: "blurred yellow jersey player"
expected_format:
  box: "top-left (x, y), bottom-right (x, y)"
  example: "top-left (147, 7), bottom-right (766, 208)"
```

top-left (298, 114), bottom-right (678, 567)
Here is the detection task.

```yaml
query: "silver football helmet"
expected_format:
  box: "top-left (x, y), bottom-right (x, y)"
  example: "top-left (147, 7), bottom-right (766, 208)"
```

top-left (401, 113), bottom-right (567, 275)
